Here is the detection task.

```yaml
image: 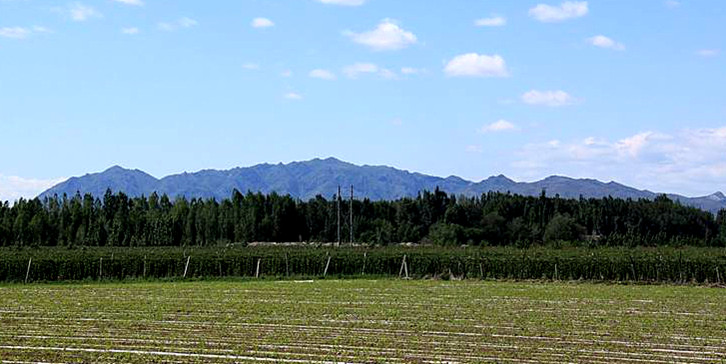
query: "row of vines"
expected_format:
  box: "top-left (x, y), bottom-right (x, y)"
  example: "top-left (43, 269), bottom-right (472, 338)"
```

top-left (1, 246), bottom-right (726, 283)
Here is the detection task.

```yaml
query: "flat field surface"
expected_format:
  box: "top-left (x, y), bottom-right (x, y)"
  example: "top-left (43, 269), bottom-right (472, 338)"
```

top-left (0, 280), bottom-right (725, 363)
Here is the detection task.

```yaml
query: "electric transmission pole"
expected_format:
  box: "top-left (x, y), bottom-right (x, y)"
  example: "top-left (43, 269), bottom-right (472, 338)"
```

top-left (349, 185), bottom-right (354, 243)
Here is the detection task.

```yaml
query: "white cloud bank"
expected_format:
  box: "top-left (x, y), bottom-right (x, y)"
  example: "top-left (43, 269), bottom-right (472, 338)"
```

top-left (529, 1), bottom-right (588, 23)
top-left (344, 19), bottom-right (417, 51)
top-left (444, 53), bottom-right (508, 78)
top-left (522, 90), bottom-right (575, 106)
top-left (512, 127), bottom-right (726, 196)
top-left (588, 35), bottom-right (625, 51)
top-left (0, 175), bottom-right (67, 203)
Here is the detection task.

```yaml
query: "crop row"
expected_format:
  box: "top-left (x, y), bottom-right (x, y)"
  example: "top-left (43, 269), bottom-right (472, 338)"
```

top-left (1, 246), bottom-right (725, 283)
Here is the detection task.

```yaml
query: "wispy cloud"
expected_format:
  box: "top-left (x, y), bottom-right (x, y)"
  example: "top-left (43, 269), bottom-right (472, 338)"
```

top-left (112, 0), bottom-right (144, 6)
top-left (665, 0), bottom-right (680, 9)
top-left (284, 92), bottom-right (303, 100)
top-left (0, 27), bottom-right (30, 39)
top-left (0, 26), bottom-right (51, 39)
top-left (344, 19), bottom-right (417, 51)
top-left (68, 2), bottom-right (102, 22)
top-left (309, 69), bottom-right (336, 80)
top-left (121, 27), bottom-right (139, 35)
top-left (529, 1), bottom-right (588, 23)
top-left (444, 53), bottom-right (509, 78)
top-left (475, 16), bottom-right (507, 27)
top-left (314, 0), bottom-right (365, 5)
top-left (242, 63), bottom-right (260, 70)
top-left (697, 49), bottom-right (720, 57)
top-left (342, 63), bottom-right (396, 79)
top-left (158, 17), bottom-right (197, 32)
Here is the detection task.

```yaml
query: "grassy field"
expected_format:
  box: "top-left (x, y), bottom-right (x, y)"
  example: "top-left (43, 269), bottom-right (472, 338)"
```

top-left (1, 280), bottom-right (725, 363)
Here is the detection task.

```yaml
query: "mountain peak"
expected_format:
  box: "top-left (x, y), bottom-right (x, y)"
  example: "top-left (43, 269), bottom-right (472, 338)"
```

top-left (708, 192), bottom-right (726, 201)
top-left (104, 165), bottom-right (128, 173)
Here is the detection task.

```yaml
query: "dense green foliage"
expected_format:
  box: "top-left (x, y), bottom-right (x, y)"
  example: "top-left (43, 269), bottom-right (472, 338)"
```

top-left (2, 246), bottom-right (725, 283)
top-left (1, 189), bottom-right (725, 247)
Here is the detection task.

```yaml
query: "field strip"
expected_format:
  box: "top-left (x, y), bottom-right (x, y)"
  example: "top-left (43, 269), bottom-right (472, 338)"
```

top-left (0, 345), bottom-right (362, 364)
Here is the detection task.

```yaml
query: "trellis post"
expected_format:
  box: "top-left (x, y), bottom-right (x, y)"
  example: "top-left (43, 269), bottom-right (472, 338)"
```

top-left (25, 258), bottom-right (32, 284)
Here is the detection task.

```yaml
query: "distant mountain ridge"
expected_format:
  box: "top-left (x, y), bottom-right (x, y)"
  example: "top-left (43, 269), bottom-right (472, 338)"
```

top-left (38, 157), bottom-right (726, 213)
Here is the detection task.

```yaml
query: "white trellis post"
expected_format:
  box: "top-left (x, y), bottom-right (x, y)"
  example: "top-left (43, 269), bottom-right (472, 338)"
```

top-left (25, 258), bottom-right (32, 284)
top-left (323, 254), bottom-right (331, 277)
top-left (183, 256), bottom-right (191, 278)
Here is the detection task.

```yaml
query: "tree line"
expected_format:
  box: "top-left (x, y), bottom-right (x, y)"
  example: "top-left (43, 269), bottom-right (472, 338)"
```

top-left (1, 188), bottom-right (725, 248)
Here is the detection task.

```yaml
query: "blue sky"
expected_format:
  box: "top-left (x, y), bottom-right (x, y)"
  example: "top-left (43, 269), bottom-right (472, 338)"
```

top-left (1, 0), bottom-right (725, 201)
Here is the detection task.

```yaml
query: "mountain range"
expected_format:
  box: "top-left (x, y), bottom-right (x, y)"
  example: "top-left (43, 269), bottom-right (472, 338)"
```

top-left (38, 157), bottom-right (726, 213)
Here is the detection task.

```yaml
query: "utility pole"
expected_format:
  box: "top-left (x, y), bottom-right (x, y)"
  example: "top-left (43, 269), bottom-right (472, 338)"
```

top-left (337, 185), bottom-right (341, 246)
top-left (350, 185), bottom-right (354, 243)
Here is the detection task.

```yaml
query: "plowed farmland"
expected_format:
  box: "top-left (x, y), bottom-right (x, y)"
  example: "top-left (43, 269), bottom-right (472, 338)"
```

top-left (1, 280), bottom-right (725, 363)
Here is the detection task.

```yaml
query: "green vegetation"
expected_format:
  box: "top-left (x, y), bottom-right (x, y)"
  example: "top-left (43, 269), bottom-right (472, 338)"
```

top-left (3, 246), bottom-right (726, 283)
top-left (1, 280), bottom-right (724, 362)
top-left (2, 189), bottom-right (725, 248)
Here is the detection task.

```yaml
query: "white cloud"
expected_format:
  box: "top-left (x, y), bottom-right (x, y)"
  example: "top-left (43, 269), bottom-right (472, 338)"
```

top-left (32, 26), bottom-right (51, 33)
top-left (112, 0), bottom-right (143, 6)
top-left (588, 35), bottom-right (625, 51)
top-left (251, 17), bottom-right (274, 28)
top-left (315, 0), bottom-right (365, 5)
top-left (475, 16), bottom-right (507, 27)
top-left (400, 67), bottom-right (424, 75)
top-left (512, 127), bottom-right (726, 196)
top-left (0, 27), bottom-right (30, 39)
top-left (529, 1), bottom-right (588, 23)
top-left (522, 90), bottom-right (575, 107)
top-left (478, 120), bottom-right (519, 133)
top-left (284, 92), bottom-right (303, 100)
top-left (158, 17), bottom-right (197, 32)
top-left (0, 26), bottom-right (51, 39)
top-left (68, 3), bottom-right (102, 21)
top-left (343, 63), bottom-right (378, 78)
top-left (178, 17), bottom-right (197, 28)
top-left (444, 53), bottom-right (509, 78)
top-left (242, 63), bottom-right (260, 70)
top-left (309, 69), bottom-right (336, 80)
top-left (665, 0), bottom-right (680, 9)
top-left (391, 118), bottom-right (403, 126)
top-left (697, 49), bottom-right (720, 57)
top-left (280, 70), bottom-right (293, 77)
top-left (341, 63), bottom-right (397, 79)
top-left (0, 175), bottom-right (67, 203)
top-left (121, 27), bottom-right (139, 35)
top-left (344, 19), bottom-right (417, 51)
top-left (466, 145), bottom-right (484, 153)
